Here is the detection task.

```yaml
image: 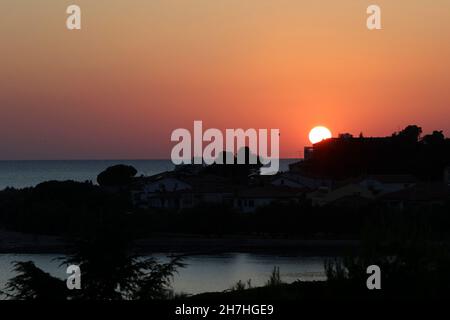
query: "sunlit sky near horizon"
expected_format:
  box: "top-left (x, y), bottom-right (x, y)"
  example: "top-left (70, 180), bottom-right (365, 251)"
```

top-left (1, 0), bottom-right (450, 160)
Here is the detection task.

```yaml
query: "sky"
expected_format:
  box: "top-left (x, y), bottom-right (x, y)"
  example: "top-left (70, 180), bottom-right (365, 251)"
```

top-left (1, 0), bottom-right (450, 160)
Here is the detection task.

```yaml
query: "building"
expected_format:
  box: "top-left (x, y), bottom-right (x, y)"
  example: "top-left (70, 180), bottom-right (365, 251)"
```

top-left (307, 184), bottom-right (375, 207)
top-left (357, 174), bottom-right (417, 195)
top-left (182, 175), bottom-right (235, 208)
top-left (271, 172), bottom-right (310, 189)
top-left (131, 173), bottom-right (192, 209)
top-left (306, 174), bottom-right (417, 207)
top-left (381, 182), bottom-right (450, 210)
top-left (272, 171), bottom-right (333, 189)
top-left (304, 147), bottom-right (314, 160)
top-left (131, 173), bottom-right (235, 210)
top-left (234, 186), bottom-right (304, 213)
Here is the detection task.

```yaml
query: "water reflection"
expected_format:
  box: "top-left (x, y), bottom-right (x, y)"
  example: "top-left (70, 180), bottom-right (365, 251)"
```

top-left (0, 253), bottom-right (327, 297)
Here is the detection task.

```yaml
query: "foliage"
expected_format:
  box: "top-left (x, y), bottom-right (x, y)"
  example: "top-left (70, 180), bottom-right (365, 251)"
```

top-left (0, 180), bottom-right (130, 236)
top-left (324, 217), bottom-right (450, 298)
top-left (2, 261), bottom-right (67, 300)
top-left (97, 165), bottom-right (137, 187)
top-left (3, 216), bottom-right (183, 300)
top-left (228, 279), bottom-right (252, 292)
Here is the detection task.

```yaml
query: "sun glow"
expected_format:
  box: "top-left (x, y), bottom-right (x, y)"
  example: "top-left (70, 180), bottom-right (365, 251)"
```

top-left (309, 126), bottom-right (332, 144)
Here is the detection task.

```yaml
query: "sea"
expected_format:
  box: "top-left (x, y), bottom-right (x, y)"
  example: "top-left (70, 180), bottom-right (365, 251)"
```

top-left (0, 159), bottom-right (300, 190)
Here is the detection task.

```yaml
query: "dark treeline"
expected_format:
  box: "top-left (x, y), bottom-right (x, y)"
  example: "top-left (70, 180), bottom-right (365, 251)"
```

top-left (130, 202), bottom-right (450, 242)
top-left (0, 180), bottom-right (130, 237)
top-left (1, 181), bottom-right (450, 242)
top-left (305, 125), bottom-right (450, 180)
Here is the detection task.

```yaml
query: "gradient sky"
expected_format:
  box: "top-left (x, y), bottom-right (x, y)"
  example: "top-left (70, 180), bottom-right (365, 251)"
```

top-left (1, 0), bottom-right (450, 160)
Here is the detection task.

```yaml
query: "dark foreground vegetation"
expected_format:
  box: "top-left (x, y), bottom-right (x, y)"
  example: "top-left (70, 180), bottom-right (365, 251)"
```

top-left (1, 181), bottom-right (450, 242)
top-left (1, 214), bottom-right (183, 300)
top-left (194, 234), bottom-right (450, 300)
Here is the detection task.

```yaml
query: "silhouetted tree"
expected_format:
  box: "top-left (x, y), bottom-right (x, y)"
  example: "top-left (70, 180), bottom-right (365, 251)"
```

top-left (63, 237), bottom-right (183, 300)
top-left (97, 165), bottom-right (137, 186)
top-left (3, 219), bottom-right (183, 300)
top-left (394, 125), bottom-right (422, 143)
top-left (2, 261), bottom-right (67, 300)
top-left (422, 130), bottom-right (445, 145)
top-left (202, 147), bottom-right (262, 183)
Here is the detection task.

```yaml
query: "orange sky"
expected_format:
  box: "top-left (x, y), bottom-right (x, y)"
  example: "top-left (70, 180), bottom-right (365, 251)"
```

top-left (1, 0), bottom-right (450, 159)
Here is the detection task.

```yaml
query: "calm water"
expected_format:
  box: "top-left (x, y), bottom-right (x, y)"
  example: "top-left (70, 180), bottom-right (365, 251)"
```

top-left (0, 253), bottom-right (326, 298)
top-left (0, 159), bottom-right (299, 190)
top-left (0, 160), bottom-right (175, 190)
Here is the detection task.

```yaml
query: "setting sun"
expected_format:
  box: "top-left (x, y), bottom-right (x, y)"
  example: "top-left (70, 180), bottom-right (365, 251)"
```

top-left (309, 126), bottom-right (332, 144)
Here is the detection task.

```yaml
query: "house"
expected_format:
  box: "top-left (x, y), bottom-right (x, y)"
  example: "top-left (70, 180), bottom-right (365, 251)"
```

top-left (141, 177), bottom-right (191, 193)
top-left (182, 175), bottom-right (235, 208)
top-left (357, 174), bottom-right (417, 195)
top-left (381, 182), bottom-right (450, 210)
top-left (306, 174), bottom-right (417, 207)
top-left (234, 186), bottom-right (304, 213)
top-left (131, 172), bottom-right (192, 209)
top-left (131, 173), bottom-right (235, 210)
top-left (271, 171), bottom-right (333, 189)
top-left (307, 183), bottom-right (375, 207)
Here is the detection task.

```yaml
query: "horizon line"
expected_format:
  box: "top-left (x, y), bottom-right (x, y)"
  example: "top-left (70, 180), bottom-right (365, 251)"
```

top-left (0, 158), bottom-right (302, 162)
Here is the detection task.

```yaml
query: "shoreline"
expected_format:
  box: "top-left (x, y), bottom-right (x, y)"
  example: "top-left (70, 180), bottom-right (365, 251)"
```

top-left (0, 230), bottom-right (359, 255)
